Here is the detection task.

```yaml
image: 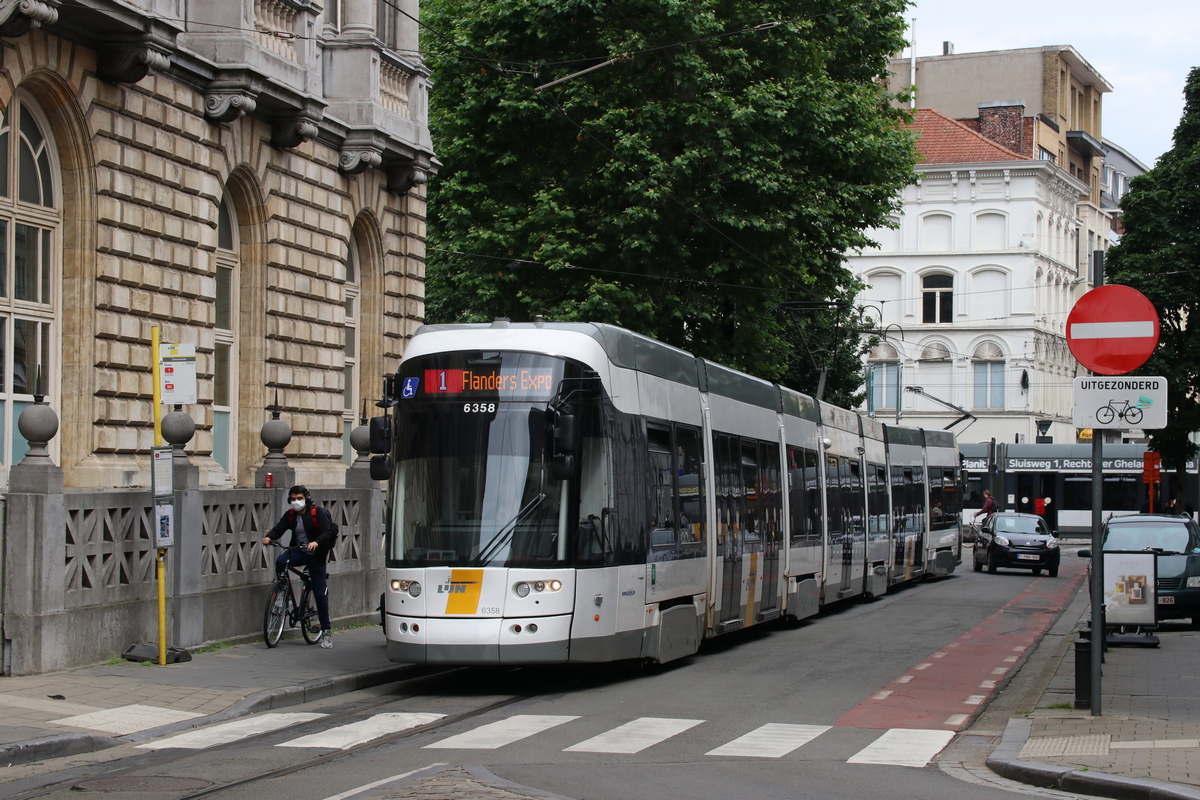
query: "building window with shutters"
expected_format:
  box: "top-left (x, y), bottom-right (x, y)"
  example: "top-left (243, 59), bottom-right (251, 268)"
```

top-left (922, 274), bottom-right (953, 323)
top-left (0, 96), bottom-right (59, 466)
top-left (972, 342), bottom-right (1006, 409)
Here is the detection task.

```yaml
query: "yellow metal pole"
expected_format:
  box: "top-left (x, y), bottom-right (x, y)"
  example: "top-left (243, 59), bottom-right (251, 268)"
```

top-left (151, 326), bottom-right (166, 665)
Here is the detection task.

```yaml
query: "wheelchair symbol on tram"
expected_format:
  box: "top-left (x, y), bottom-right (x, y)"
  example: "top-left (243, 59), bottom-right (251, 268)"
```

top-left (401, 377), bottom-right (419, 399)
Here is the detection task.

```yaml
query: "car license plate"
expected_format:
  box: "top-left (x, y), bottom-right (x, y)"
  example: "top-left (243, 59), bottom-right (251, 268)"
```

top-left (1017, 554), bottom-right (1039, 560)
top-left (1159, 596), bottom-right (1175, 605)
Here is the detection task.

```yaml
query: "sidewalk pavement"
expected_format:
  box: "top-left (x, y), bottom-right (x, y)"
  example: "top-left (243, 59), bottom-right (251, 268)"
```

top-left (988, 594), bottom-right (1200, 799)
top-left (0, 625), bottom-right (412, 766)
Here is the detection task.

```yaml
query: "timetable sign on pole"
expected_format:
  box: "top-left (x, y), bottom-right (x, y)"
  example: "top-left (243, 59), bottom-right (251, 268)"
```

top-left (159, 343), bottom-right (198, 405)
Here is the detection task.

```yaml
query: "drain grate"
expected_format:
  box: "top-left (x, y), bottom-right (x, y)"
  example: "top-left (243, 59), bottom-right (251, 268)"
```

top-left (74, 776), bottom-right (214, 792)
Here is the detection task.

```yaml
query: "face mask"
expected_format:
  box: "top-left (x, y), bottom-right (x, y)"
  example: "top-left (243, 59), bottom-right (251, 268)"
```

top-left (289, 498), bottom-right (306, 512)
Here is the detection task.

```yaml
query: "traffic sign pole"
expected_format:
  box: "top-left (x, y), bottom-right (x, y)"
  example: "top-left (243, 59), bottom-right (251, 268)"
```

top-left (1090, 434), bottom-right (1102, 715)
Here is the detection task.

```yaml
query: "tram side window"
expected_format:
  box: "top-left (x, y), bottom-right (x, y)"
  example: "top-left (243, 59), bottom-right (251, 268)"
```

top-left (788, 447), bottom-right (820, 544)
top-left (1104, 476), bottom-right (1138, 511)
top-left (846, 460), bottom-right (864, 536)
top-left (965, 474), bottom-right (983, 508)
top-left (715, 433), bottom-right (741, 555)
top-left (912, 466), bottom-right (926, 531)
top-left (759, 441), bottom-right (782, 547)
top-left (943, 468), bottom-right (961, 526)
top-left (868, 463), bottom-right (888, 535)
top-left (647, 426), bottom-right (675, 547)
top-left (675, 425), bottom-right (705, 547)
top-left (742, 442), bottom-right (760, 541)
top-left (929, 468), bottom-right (953, 530)
top-left (890, 466), bottom-right (907, 533)
top-left (1063, 477), bottom-right (1091, 510)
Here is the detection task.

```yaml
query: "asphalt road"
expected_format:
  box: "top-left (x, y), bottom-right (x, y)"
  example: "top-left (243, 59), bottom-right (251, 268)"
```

top-left (10, 550), bottom-right (1087, 800)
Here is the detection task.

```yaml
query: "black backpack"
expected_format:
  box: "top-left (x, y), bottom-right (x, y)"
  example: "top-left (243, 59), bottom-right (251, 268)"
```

top-left (303, 506), bottom-right (340, 538)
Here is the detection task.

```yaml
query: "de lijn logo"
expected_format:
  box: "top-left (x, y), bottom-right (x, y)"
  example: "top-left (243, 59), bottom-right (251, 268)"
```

top-left (438, 580), bottom-right (475, 594)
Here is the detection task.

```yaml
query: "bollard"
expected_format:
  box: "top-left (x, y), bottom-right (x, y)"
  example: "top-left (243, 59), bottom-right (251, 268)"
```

top-left (1074, 637), bottom-right (1091, 708)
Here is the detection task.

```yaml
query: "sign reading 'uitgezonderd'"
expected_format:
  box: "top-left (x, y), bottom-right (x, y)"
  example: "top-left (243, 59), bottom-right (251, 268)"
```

top-left (1073, 376), bottom-right (1167, 430)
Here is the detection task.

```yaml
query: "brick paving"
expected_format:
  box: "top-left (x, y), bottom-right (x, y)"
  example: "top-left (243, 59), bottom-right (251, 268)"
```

top-left (1019, 620), bottom-right (1200, 788)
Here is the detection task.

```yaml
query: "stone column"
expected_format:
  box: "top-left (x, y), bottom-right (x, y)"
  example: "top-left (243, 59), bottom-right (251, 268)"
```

top-left (255, 400), bottom-right (295, 490)
top-left (4, 399), bottom-right (64, 675)
top-left (345, 423), bottom-right (375, 489)
top-left (162, 410), bottom-right (203, 648)
top-left (341, 0), bottom-right (373, 36)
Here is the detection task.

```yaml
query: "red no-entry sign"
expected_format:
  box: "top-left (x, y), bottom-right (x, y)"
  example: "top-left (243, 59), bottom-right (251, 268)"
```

top-left (1066, 285), bottom-right (1160, 375)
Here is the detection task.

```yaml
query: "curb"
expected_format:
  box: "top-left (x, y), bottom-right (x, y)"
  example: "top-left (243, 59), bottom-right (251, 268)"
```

top-left (0, 663), bottom-right (416, 767)
top-left (987, 718), bottom-right (1200, 800)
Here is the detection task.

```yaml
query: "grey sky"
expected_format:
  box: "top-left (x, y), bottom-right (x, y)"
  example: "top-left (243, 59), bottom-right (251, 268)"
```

top-left (905, 0), bottom-right (1199, 167)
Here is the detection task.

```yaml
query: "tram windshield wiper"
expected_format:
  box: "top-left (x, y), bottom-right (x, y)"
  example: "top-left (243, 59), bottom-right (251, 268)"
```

top-left (472, 492), bottom-right (548, 566)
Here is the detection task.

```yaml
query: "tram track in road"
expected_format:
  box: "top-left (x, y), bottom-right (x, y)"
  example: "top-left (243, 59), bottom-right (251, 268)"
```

top-left (5, 663), bottom-right (618, 800)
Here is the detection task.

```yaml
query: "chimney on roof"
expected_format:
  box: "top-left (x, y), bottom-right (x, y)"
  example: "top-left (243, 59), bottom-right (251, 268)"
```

top-left (943, 41), bottom-right (954, 55)
top-left (977, 100), bottom-right (1025, 155)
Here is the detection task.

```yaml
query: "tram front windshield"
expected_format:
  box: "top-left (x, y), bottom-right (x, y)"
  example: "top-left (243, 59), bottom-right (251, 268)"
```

top-left (388, 352), bottom-right (594, 568)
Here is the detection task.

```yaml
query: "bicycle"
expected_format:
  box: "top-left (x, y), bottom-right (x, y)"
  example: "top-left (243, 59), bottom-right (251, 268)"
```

top-left (263, 543), bottom-right (322, 647)
top-left (1095, 399), bottom-right (1143, 426)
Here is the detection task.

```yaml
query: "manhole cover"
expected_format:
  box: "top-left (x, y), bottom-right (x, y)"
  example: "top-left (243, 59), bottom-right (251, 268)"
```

top-left (74, 776), bottom-right (214, 792)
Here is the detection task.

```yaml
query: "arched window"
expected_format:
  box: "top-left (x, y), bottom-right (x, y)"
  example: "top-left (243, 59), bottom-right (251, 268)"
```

top-left (972, 342), bottom-right (1005, 409)
top-left (342, 239), bottom-right (359, 465)
top-left (0, 96), bottom-right (59, 466)
top-left (867, 342), bottom-right (900, 413)
top-left (921, 213), bottom-right (952, 251)
top-left (917, 342), bottom-right (952, 409)
top-left (865, 270), bottom-right (901, 324)
top-left (922, 273), bottom-right (953, 323)
top-left (213, 196), bottom-right (238, 478)
top-left (975, 213), bottom-right (1006, 250)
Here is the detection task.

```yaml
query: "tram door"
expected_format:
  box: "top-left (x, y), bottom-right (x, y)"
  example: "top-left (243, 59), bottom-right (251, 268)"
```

top-left (716, 434), bottom-right (743, 624)
top-left (757, 442), bottom-right (782, 614)
top-left (825, 455), bottom-right (847, 594)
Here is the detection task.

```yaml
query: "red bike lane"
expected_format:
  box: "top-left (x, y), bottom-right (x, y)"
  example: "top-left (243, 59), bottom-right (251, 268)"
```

top-left (835, 556), bottom-right (1087, 731)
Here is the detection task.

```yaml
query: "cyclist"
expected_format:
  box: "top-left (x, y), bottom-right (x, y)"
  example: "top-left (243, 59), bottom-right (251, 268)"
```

top-left (973, 489), bottom-right (997, 522)
top-left (261, 485), bottom-right (336, 648)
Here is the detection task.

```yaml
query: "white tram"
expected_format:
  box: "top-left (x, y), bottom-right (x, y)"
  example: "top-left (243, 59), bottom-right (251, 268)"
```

top-left (369, 321), bottom-right (962, 665)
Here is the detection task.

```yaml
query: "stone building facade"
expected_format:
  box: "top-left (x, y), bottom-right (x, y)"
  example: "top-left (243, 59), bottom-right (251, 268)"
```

top-left (0, 0), bottom-right (432, 492)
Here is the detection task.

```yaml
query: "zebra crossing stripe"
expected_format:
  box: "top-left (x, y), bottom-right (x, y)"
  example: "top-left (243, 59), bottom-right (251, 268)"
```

top-left (846, 728), bottom-right (955, 767)
top-left (279, 713), bottom-right (446, 750)
top-left (138, 712), bottom-right (328, 750)
top-left (425, 714), bottom-right (578, 750)
top-left (563, 717), bottom-right (703, 754)
top-left (705, 723), bottom-right (830, 758)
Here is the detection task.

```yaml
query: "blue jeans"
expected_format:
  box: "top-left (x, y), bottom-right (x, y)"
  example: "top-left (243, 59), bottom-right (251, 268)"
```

top-left (275, 548), bottom-right (331, 631)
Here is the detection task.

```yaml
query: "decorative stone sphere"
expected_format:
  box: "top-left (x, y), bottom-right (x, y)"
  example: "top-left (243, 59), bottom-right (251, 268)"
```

top-left (350, 424), bottom-right (370, 454)
top-left (261, 417), bottom-right (292, 451)
top-left (162, 411), bottom-right (195, 446)
top-left (17, 402), bottom-right (58, 444)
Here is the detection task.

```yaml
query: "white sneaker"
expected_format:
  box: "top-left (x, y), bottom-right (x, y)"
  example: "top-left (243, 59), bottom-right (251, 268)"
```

top-left (320, 630), bottom-right (333, 649)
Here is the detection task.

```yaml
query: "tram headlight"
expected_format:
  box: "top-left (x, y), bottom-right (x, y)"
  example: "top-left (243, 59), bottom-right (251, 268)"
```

top-left (407, 581), bottom-right (422, 597)
top-left (390, 579), bottom-right (402, 591)
top-left (1046, 538), bottom-right (1059, 549)
top-left (549, 580), bottom-right (562, 592)
top-left (534, 581), bottom-right (546, 592)
top-left (515, 582), bottom-right (531, 598)
top-left (994, 535), bottom-right (1010, 547)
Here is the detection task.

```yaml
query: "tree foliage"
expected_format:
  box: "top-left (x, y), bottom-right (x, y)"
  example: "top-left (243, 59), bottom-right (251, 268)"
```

top-left (422, 0), bottom-right (916, 392)
top-left (1105, 67), bottom-right (1200, 478)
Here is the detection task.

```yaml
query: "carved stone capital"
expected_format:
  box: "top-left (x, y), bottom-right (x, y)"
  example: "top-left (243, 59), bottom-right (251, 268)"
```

top-left (0, 0), bottom-right (59, 38)
top-left (98, 41), bottom-right (172, 84)
top-left (272, 114), bottom-right (320, 149)
top-left (387, 164), bottom-right (429, 195)
top-left (205, 91), bottom-right (258, 123)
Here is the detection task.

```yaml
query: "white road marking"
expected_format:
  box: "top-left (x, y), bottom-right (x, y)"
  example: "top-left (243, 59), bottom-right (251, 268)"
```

top-left (1012, 646), bottom-right (1027, 652)
top-left (914, 663), bottom-right (932, 670)
top-left (1003, 656), bottom-right (1019, 662)
top-left (425, 714), bottom-right (577, 750)
top-left (706, 723), bottom-right (830, 758)
top-left (964, 695), bottom-right (986, 706)
top-left (979, 680), bottom-right (997, 689)
top-left (139, 712), bottom-right (327, 749)
top-left (848, 728), bottom-right (956, 767)
top-left (991, 667), bottom-right (1008, 675)
top-left (1071, 320), bottom-right (1155, 340)
top-left (944, 714), bottom-right (969, 727)
top-left (281, 713), bottom-right (445, 750)
top-left (564, 717), bottom-right (702, 754)
top-left (872, 691), bottom-right (893, 700)
top-left (933, 652), bottom-right (946, 658)
top-left (50, 704), bottom-right (203, 735)
top-left (319, 763), bottom-right (447, 800)
top-left (896, 675), bottom-right (914, 684)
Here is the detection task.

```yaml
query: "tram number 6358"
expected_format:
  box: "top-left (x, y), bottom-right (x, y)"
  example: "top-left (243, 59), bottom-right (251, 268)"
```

top-left (463, 403), bottom-right (497, 413)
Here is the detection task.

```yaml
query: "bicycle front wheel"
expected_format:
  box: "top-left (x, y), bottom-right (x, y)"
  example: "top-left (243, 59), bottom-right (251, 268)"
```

top-left (263, 582), bottom-right (288, 648)
top-left (300, 588), bottom-right (321, 644)
top-left (1096, 406), bottom-right (1115, 424)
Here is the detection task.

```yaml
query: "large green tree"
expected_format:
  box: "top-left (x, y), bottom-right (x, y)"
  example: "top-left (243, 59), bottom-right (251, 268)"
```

top-left (423, 0), bottom-right (916, 390)
top-left (1105, 66), bottom-right (1200, 479)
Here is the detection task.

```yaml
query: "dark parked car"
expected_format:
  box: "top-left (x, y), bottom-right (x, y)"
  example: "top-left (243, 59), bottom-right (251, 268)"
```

top-left (1084, 514), bottom-right (1200, 626)
top-left (973, 512), bottom-right (1060, 576)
